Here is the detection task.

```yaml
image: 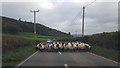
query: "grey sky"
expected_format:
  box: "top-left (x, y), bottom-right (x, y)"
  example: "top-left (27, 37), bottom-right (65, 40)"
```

top-left (1, 0), bottom-right (118, 35)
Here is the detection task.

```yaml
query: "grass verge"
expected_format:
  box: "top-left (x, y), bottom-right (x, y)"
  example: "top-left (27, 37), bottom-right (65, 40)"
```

top-left (2, 45), bottom-right (36, 67)
top-left (91, 45), bottom-right (120, 62)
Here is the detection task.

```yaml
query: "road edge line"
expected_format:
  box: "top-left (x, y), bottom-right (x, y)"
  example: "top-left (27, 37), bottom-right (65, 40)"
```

top-left (16, 51), bottom-right (38, 67)
top-left (88, 52), bottom-right (120, 64)
top-left (64, 64), bottom-right (68, 68)
top-left (59, 51), bottom-right (62, 55)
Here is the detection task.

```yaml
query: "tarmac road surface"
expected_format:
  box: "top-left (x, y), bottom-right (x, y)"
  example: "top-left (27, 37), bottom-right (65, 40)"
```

top-left (17, 51), bottom-right (119, 67)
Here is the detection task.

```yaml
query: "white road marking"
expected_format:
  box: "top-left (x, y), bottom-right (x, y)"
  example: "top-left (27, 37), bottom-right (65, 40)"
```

top-left (59, 51), bottom-right (62, 55)
top-left (64, 64), bottom-right (68, 68)
top-left (88, 52), bottom-right (120, 64)
top-left (16, 51), bottom-right (38, 67)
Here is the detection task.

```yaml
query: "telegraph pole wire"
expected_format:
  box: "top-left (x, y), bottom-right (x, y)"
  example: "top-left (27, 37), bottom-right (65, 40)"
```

top-left (84, 0), bottom-right (96, 7)
top-left (81, 0), bottom-right (96, 37)
top-left (69, 8), bottom-right (82, 24)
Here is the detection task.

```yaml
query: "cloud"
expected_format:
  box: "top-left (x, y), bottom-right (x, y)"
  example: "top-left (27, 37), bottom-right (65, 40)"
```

top-left (83, 2), bottom-right (118, 34)
top-left (2, 2), bottom-right (118, 35)
top-left (2, 0), bottom-right (119, 2)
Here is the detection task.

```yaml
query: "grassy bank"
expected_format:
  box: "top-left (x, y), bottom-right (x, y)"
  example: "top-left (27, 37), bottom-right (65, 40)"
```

top-left (2, 35), bottom-right (34, 53)
top-left (91, 45), bottom-right (119, 62)
top-left (2, 45), bottom-right (35, 67)
top-left (2, 33), bottom-right (47, 67)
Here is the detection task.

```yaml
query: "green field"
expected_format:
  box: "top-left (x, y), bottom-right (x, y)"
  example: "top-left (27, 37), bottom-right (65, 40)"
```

top-left (3, 32), bottom-right (55, 40)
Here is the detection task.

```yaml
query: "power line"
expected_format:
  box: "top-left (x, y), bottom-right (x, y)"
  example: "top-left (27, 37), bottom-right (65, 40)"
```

top-left (75, 30), bottom-right (78, 37)
top-left (70, 0), bottom-right (96, 36)
top-left (81, 0), bottom-right (96, 37)
top-left (69, 8), bottom-right (82, 24)
top-left (74, 8), bottom-right (83, 23)
top-left (68, 8), bottom-right (82, 35)
top-left (84, 0), bottom-right (96, 7)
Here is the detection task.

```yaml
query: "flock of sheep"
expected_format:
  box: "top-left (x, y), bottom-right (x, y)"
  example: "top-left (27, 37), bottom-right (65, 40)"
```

top-left (36, 41), bottom-right (91, 52)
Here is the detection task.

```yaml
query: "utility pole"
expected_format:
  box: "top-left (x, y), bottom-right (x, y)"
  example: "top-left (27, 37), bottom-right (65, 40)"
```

top-left (30, 10), bottom-right (39, 37)
top-left (75, 31), bottom-right (78, 37)
top-left (30, 10), bottom-right (39, 45)
top-left (82, 6), bottom-right (85, 37)
top-left (81, 0), bottom-right (96, 37)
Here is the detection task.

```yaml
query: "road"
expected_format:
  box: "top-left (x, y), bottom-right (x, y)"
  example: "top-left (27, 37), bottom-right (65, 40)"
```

top-left (17, 51), bottom-right (119, 67)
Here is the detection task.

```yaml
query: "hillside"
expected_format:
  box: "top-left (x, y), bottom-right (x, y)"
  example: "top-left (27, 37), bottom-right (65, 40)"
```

top-left (58, 31), bottom-right (119, 50)
top-left (72, 34), bottom-right (82, 37)
top-left (57, 31), bottom-right (119, 62)
top-left (2, 16), bottom-right (70, 37)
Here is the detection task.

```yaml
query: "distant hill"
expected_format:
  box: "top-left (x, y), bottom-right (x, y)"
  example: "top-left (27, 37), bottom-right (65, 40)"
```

top-left (2, 16), bottom-right (70, 37)
top-left (72, 34), bottom-right (82, 37)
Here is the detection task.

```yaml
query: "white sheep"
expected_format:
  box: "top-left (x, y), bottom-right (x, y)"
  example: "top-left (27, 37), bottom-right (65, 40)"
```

top-left (36, 44), bottom-right (40, 51)
top-left (36, 41), bottom-right (91, 52)
top-left (73, 43), bottom-right (77, 51)
top-left (83, 43), bottom-right (91, 50)
top-left (63, 43), bottom-right (69, 50)
top-left (38, 43), bottom-right (45, 52)
top-left (77, 42), bottom-right (91, 51)
top-left (58, 43), bottom-right (63, 49)
top-left (68, 42), bottom-right (74, 50)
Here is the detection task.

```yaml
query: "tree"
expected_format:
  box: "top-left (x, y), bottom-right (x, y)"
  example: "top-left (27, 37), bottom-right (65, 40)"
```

top-left (18, 18), bottom-right (21, 21)
top-left (68, 32), bottom-right (71, 35)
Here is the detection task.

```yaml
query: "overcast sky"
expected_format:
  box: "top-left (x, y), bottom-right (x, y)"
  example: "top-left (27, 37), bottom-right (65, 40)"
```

top-left (1, 0), bottom-right (118, 35)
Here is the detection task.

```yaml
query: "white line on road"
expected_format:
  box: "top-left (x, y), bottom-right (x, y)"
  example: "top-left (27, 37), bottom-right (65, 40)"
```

top-left (64, 64), bottom-right (68, 68)
top-left (59, 51), bottom-right (62, 55)
top-left (16, 51), bottom-right (38, 67)
top-left (88, 52), bottom-right (120, 64)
